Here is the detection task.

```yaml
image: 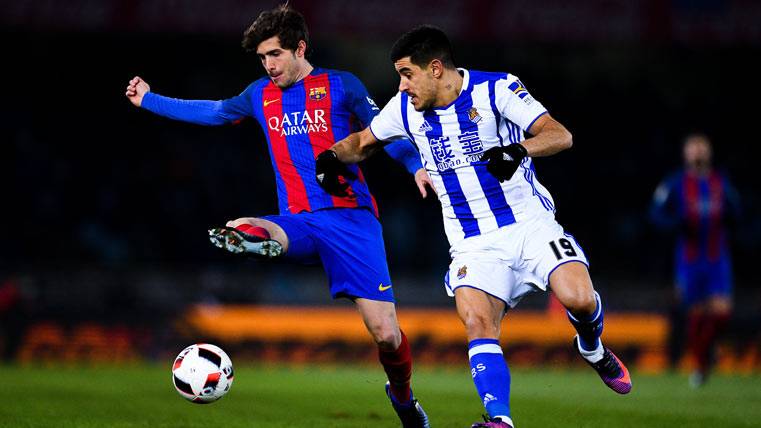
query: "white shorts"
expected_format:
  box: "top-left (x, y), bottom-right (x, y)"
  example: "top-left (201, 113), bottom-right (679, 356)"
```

top-left (444, 215), bottom-right (589, 308)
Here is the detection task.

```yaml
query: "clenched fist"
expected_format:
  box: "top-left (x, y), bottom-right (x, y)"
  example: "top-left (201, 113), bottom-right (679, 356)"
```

top-left (125, 76), bottom-right (150, 107)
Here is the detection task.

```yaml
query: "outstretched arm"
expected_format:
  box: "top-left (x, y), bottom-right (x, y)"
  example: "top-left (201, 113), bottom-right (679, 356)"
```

top-left (125, 76), bottom-right (250, 125)
top-left (331, 127), bottom-right (382, 164)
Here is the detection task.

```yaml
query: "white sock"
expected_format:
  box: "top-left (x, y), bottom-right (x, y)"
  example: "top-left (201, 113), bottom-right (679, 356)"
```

top-left (494, 415), bottom-right (514, 427)
top-left (577, 337), bottom-right (604, 363)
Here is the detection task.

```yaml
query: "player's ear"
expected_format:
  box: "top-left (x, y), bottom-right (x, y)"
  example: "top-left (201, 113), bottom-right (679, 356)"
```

top-left (296, 40), bottom-right (307, 58)
top-left (429, 59), bottom-right (443, 79)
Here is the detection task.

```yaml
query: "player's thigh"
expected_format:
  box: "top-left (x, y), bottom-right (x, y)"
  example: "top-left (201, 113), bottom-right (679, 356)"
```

top-left (310, 209), bottom-right (394, 302)
top-left (706, 259), bottom-right (733, 313)
top-left (548, 261), bottom-right (596, 313)
top-left (257, 214), bottom-right (320, 262)
top-left (453, 286), bottom-right (506, 341)
top-left (676, 263), bottom-right (707, 308)
top-left (517, 219), bottom-right (589, 293)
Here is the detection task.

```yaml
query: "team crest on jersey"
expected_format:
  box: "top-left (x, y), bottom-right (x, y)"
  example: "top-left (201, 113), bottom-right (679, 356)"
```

top-left (457, 265), bottom-right (468, 280)
top-left (309, 86), bottom-right (327, 101)
top-left (468, 107), bottom-right (483, 124)
top-left (418, 120), bottom-right (433, 133)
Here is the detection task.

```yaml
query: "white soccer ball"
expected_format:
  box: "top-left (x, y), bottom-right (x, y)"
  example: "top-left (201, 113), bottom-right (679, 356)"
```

top-left (172, 343), bottom-right (234, 403)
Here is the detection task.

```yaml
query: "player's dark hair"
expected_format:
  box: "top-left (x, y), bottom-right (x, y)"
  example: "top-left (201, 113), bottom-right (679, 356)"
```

top-left (242, 4), bottom-right (311, 56)
top-left (390, 25), bottom-right (455, 69)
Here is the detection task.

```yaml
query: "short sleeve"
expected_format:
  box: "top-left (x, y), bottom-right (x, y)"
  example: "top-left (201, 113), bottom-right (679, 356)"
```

top-left (369, 92), bottom-right (408, 142)
top-left (494, 74), bottom-right (548, 133)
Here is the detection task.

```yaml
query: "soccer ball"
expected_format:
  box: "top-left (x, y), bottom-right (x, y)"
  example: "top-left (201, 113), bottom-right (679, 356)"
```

top-left (172, 343), bottom-right (234, 403)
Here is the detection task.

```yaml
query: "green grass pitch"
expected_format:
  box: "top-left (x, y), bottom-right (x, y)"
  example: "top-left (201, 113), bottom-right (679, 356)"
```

top-left (0, 364), bottom-right (759, 427)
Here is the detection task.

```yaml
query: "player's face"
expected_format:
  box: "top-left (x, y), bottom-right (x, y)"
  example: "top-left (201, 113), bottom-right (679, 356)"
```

top-left (256, 36), bottom-right (303, 88)
top-left (683, 136), bottom-right (712, 171)
top-left (395, 57), bottom-right (437, 111)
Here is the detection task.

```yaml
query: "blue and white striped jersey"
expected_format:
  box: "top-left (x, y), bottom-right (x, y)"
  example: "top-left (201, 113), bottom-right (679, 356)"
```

top-left (370, 69), bottom-right (556, 245)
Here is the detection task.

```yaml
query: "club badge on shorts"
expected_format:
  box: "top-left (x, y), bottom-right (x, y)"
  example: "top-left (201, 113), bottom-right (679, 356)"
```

top-left (457, 265), bottom-right (468, 280)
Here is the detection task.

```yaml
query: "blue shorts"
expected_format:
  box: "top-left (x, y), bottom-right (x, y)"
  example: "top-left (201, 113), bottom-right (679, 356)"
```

top-left (676, 258), bottom-right (732, 307)
top-left (264, 208), bottom-right (394, 302)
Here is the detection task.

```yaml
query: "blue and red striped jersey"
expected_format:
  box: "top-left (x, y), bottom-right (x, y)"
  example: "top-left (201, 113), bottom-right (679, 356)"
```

top-left (141, 67), bottom-right (422, 216)
top-left (650, 169), bottom-right (740, 263)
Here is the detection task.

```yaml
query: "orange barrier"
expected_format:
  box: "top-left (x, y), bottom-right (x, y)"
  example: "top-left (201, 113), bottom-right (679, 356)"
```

top-left (12, 307), bottom-right (758, 373)
top-left (183, 305), bottom-right (667, 346)
top-left (181, 305), bottom-right (671, 372)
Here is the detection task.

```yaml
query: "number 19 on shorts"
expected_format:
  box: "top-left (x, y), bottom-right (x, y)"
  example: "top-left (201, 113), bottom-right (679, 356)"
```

top-left (549, 238), bottom-right (578, 260)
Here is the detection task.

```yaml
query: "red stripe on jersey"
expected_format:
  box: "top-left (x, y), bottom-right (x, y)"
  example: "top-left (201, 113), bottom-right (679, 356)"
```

top-left (683, 174), bottom-right (700, 262)
top-left (356, 168), bottom-right (379, 217)
top-left (263, 82), bottom-right (311, 214)
top-left (707, 172), bottom-right (724, 261)
top-left (303, 73), bottom-right (359, 209)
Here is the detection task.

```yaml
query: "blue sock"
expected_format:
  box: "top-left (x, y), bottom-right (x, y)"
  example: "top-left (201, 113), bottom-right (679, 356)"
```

top-left (468, 338), bottom-right (511, 419)
top-left (567, 291), bottom-right (604, 351)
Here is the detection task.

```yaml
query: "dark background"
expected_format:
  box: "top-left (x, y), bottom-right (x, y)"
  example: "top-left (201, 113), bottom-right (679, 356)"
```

top-left (2, 0), bottom-right (759, 320)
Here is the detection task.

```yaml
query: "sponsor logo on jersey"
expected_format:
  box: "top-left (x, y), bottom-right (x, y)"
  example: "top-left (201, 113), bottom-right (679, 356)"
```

top-left (457, 265), bottom-right (467, 280)
top-left (263, 98), bottom-right (280, 107)
top-left (508, 80), bottom-right (529, 99)
top-left (309, 86), bottom-right (327, 101)
top-left (468, 107), bottom-right (483, 124)
top-left (419, 120), bottom-right (433, 133)
top-left (508, 80), bottom-right (535, 105)
top-left (267, 109), bottom-right (329, 136)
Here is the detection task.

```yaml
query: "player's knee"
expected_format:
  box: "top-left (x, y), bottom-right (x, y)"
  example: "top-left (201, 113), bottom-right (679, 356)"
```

top-left (367, 323), bottom-right (401, 350)
top-left (460, 312), bottom-right (499, 339)
top-left (563, 289), bottom-right (597, 316)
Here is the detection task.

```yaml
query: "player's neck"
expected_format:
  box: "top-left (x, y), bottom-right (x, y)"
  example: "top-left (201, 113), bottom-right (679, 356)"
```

top-left (434, 68), bottom-right (464, 108)
top-left (293, 62), bottom-right (314, 84)
top-left (687, 163), bottom-right (711, 177)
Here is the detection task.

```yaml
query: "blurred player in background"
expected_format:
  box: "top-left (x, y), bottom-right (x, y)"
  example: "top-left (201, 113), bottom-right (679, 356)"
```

top-left (317, 26), bottom-right (631, 428)
top-left (125, 5), bottom-right (431, 426)
top-left (650, 133), bottom-right (740, 387)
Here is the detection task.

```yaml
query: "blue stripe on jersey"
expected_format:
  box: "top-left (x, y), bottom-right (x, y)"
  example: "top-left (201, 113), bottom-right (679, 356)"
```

top-left (424, 109), bottom-right (480, 238)
top-left (455, 84), bottom-right (516, 228)
top-left (284, 84), bottom-right (326, 210)
top-left (487, 79), bottom-right (505, 147)
top-left (401, 92), bottom-right (413, 140)
top-left (522, 162), bottom-right (554, 211)
top-left (529, 162), bottom-right (555, 210)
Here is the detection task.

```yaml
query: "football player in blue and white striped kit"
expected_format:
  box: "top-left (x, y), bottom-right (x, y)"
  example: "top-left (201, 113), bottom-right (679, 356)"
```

top-left (316, 26), bottom-right (631, 428)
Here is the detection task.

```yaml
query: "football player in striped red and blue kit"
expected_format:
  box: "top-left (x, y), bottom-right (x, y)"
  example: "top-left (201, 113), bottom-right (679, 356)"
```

top-left (125, 6), bottom-right (431, 427)
top-left (319, 26), bottom-right (632, 428)
top-left (650, 133), bottom-right (739, 387)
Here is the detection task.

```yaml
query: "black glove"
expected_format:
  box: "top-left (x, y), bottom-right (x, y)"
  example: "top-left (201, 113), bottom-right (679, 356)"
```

top-left (315, 150), bottom-right (356, 197)
top-left (480, 144), bottom-right (528, 182)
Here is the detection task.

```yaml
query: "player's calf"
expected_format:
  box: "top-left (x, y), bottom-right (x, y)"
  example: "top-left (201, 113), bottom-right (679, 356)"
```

top-left (208, 225), bottom-right (283, 258)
